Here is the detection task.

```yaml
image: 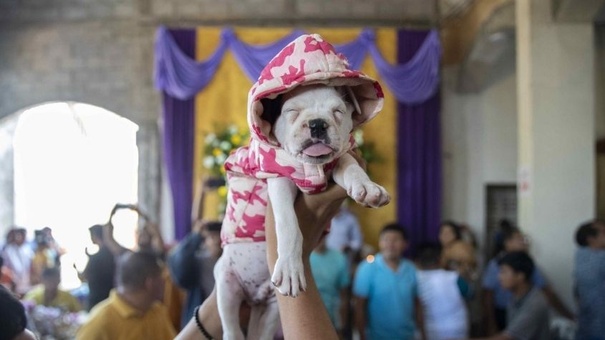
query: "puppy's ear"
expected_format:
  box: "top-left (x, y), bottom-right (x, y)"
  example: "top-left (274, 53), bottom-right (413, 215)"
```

top-left (260, 95), bottom-right (282, 128)
top-left (344, 86), bottom-right (362, 116)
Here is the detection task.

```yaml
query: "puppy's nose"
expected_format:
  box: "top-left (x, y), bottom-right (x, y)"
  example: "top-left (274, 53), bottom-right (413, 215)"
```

top-left (309, 119), bottom-right (328, 139)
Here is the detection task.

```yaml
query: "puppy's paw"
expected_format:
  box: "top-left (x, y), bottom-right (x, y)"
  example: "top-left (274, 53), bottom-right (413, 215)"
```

top-left (271, 256), bottom-right (307, 297)
top-left (349, 180), bottom-right (390, 208)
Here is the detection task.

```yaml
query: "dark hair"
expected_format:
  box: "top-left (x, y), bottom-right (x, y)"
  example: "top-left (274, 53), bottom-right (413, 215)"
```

top-left (0, 286), bottom-right (28, 340)
top-left (380, 223), bottom-right (408, 240)
top-left (116, 251), bottom-right (163, 290)
top-left (575, 220), bottom-right (599, 246)
top-left (42, 267), bottom-right (61, 280)
top-left (492, 224), bottom-right (520, 258)
top-left (441, 220), bottom-right (462, 240)
top-left (205, 221), bottom-right (222, 233)
top-left (89, 224), bottom-right (104, 240)
top-left (497, 251), bottom-right (535, 281)
top-left (415, 243), bottom-right (442, 267)
top-left (0, 256), bottom-right (3, 268)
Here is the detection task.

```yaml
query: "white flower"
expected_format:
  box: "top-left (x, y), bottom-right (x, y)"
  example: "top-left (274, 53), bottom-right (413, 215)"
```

top-left (220, 141), bottom-right (232, 151)
top-left (203, 156), bottom-right (215, 169)
top-left (205, 133), bottom-right (216, 144)
top-left (227, 125), bottom-right (239, 134)
top-left (353, 129), bottom-right (364, 146)
top-left (216, 153), bottom-right (227, 164)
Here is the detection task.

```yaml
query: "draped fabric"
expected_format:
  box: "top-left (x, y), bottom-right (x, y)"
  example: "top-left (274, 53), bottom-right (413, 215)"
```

top-left (155, 26), bottom-right (441, 104)
top-left (160, 29), bottom-right (196, 241)
top-left (155, 27), bottom-right (442, 242)
top-left (396, 30), bottom-right (442, 255)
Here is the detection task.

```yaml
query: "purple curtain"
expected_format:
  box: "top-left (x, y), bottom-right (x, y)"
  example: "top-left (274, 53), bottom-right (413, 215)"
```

top-left (155, 27), bottom-right (441, 104)
top-left (397, 30), bottom-right (442, 255)
top-left (161, 29), bottom-right (196, 240)
top-left (154, 27), bottom-right (442, 241)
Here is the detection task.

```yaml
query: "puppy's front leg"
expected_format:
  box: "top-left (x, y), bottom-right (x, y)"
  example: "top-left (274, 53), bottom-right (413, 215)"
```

top-left (266, 177), bottom-right (306, 297)
top-left (333, 153), bottom-right (390, 208)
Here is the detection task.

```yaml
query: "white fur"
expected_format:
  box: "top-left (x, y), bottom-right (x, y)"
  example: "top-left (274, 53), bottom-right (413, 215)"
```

top-left (215, 85), bottom-right (389, 339)
top-left (269, 85), bottom-right (390, 297)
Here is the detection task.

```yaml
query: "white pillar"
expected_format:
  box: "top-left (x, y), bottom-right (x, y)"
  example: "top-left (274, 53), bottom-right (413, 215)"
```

top-left (516, 0), bottom-right (595, 308)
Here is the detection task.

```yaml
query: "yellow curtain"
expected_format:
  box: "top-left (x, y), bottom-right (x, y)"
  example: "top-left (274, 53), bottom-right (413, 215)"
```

top-left (194, 27), bottom-right (397, 248)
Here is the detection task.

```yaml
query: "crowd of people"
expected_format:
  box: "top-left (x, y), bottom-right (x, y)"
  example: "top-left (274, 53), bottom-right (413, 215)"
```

top-left (0, 190), bottom-right (603, 339)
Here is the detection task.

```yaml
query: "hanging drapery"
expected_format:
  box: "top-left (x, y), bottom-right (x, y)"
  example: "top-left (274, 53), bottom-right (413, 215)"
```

top-left (160, 29), bottom-right (196, 241)
top-left (155, 26), bottom-right (441, 104)
top-left (396, 30), bottom-right (442, 255)
top-left (155, 27), bottom-right (442, 242)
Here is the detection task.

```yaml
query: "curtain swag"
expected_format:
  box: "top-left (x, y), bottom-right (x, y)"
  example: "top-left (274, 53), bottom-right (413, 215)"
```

top-left (154, 26), bottom-right (441, 104)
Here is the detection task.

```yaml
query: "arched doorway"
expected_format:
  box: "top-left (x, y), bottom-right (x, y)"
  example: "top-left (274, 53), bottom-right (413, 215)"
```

top-left (3, 101), bottom-right (139, 289)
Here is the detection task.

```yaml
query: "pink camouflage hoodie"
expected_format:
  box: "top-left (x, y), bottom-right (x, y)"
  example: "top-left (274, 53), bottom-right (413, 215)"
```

top-left (221, 33), bottom-right (384, 245)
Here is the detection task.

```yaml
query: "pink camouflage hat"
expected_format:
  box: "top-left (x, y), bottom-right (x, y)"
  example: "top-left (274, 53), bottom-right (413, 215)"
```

top-left (247, 33), bottom-right (385, 146)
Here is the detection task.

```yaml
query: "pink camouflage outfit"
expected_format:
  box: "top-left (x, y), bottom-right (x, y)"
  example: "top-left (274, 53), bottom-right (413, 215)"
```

top-left (220, 33), bottom-right (384, 246)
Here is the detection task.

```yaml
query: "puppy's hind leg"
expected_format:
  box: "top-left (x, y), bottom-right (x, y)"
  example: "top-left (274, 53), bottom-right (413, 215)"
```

top-left (215, 257), bottom-right (246, 340)
top-left (246, 302), bottom-right (280, 340)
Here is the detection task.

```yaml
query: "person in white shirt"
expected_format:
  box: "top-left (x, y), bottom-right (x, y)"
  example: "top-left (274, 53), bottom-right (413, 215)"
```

top-left (415, 243), bottom-right (471, 340)
top-left (325, 201), bottom-right (363, 255)
top-left (1, 227), bottom-right (33, 296)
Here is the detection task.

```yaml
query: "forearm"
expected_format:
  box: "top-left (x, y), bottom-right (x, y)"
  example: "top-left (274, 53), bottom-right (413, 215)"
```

top-left (482, 289), bottom-right (498, 335)
top-left (543, 286), bottom-right (575, 319)
top-left (354, 298), bottom-right (367, 340)
top-left (415, 298), bottom-right (426, 340)
top-left (175, 288), bottom-right (223, 340)
top-left (265, 186), bottom-right (347, 340)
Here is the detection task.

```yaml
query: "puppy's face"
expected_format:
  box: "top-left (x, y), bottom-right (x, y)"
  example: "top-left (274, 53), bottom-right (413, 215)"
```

top-left (272, 85), bottom-right (354, 165)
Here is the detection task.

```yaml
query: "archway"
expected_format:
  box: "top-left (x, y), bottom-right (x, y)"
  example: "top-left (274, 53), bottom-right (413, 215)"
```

top-left (4, 101), bottom-right (139, 288)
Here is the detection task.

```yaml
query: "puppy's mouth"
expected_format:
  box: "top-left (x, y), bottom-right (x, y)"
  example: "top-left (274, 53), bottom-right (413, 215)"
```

top-left (302, 142), bottom-right (334, 157)
top-left (298, 141), bottom-right (336, 164)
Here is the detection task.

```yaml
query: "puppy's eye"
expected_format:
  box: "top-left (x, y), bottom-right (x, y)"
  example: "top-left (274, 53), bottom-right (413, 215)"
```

top-left (283, 109), bottom-right (299, 120)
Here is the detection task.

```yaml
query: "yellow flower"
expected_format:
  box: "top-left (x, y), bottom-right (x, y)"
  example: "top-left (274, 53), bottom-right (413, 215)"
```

top-left (220, 166), bottom-right (226, 175)
top-left (218, 186), bottom-right (227, 197)
top-left (231, 134), bottom-right (242, 145)
top-left (212, 148), bottom-right (222, 157)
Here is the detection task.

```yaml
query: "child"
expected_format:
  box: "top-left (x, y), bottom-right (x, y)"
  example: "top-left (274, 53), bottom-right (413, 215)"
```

top-left (415, 243), bottom-right (470, 340)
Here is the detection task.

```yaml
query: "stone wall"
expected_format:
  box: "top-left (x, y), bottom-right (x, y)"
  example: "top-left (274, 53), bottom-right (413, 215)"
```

top-left (0, 0), bottom-right (436, 230)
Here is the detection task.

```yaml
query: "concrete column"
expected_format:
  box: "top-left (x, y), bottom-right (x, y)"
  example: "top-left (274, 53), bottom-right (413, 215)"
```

top-left (516, 0), bottom-right (595, 307)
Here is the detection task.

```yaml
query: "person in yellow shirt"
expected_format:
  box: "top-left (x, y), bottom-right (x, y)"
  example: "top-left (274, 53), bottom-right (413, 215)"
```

top-left (76, 251), bottom-right (176, 340)
top-left (24, 267), bottom-right (81, 313)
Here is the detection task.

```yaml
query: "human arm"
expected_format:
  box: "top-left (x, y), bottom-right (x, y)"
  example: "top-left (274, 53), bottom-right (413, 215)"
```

top-left (103, 204), bottom-right (131, 257)
top-left (481, 259), bottom-right (500, 335)
top-left (354, 296), bottom-right (367, 340)
top-left (541, 285), bottom-right (575, 320)
top-left (482, 289), bottom-right (498, 335)
top-left (533, 268), bottom-right (575, 320)
top-left (175, 182), bottom-right (349, 340)
top-left (167, 231), bottom-right (204, 290)
top-left (265, 183), bottom-right (348, 340)
top-left (415, 297), bottom-right (426, 340)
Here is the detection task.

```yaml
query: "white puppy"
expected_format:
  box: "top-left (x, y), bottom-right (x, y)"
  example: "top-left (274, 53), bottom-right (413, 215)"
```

top-left (214, 84), bottom-right (389, 340)
top-left (268, 84), bottom-right (390, 296)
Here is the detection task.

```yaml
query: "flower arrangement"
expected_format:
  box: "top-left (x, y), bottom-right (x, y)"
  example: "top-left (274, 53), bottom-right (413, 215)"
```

top-left (202, 124), bottom-right (249, 217)
top-left (353, 129), bottom-right (382, 172)
top-left (203, 124), bottom-right (249, 178)
top-left (201, 126), bottom-right (379, 216)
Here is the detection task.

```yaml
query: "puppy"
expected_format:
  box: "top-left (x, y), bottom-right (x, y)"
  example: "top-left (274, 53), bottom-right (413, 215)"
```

top-left (214, 33), bottom-right (389, 340)
top-left (268, 84), bottom-right (390, 296)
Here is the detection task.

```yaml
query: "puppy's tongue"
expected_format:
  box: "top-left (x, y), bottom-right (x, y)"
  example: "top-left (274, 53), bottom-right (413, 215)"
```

top-left (303, 143), bottom-right (333, 157)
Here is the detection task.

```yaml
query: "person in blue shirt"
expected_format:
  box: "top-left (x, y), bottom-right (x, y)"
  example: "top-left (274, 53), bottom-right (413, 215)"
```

top-left (482, 225), bottom-right (574, 335)
top-left (310, 235), bottom-right (351, 336)
top-left (573, 219), bottom-right (605, 340)
top-left (353, 223), bottom-right (424, 340)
